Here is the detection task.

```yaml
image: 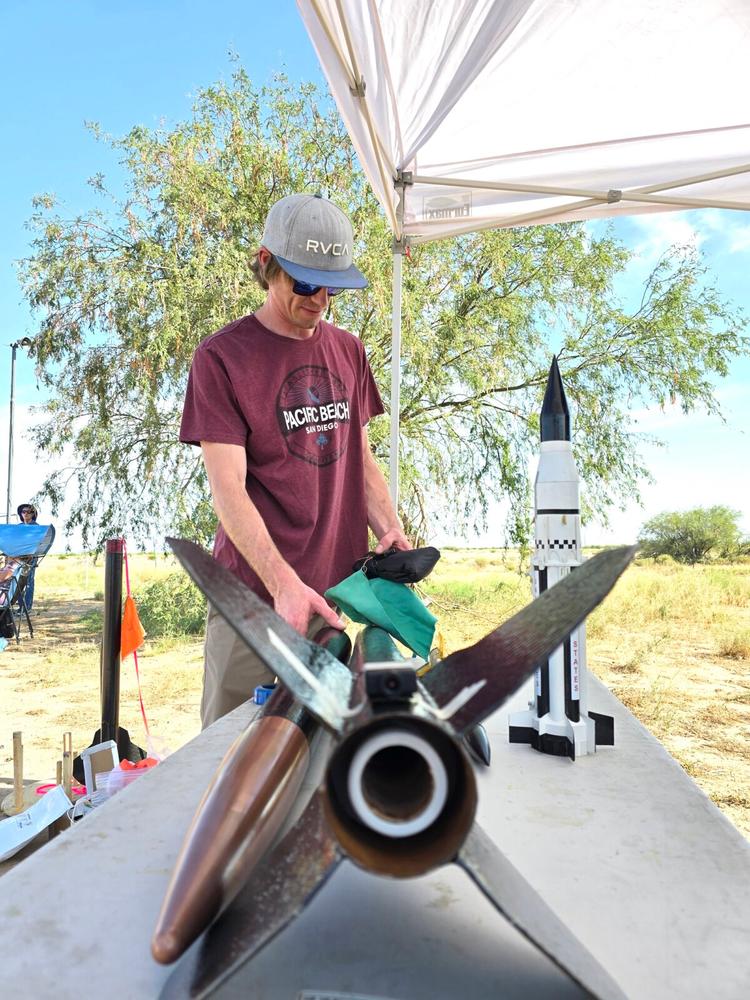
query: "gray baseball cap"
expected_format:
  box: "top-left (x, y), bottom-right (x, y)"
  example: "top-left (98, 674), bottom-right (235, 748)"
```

top-left (261, 193), bottom-right (368, 289)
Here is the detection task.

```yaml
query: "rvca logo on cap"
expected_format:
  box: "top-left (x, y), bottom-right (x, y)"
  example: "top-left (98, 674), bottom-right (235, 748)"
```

top-left (306, 240), bottom-right (349, 256)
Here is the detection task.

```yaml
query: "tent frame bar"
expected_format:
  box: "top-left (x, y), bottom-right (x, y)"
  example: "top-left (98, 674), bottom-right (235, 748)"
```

top-left (310, 0), bottom-right (400, 235)
top-left (411, 164), bottom-right (750, 213)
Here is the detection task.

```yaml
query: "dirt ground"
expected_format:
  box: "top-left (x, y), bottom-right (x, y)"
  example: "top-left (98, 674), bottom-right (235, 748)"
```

top-left (2, 552), bottom-right (748, 843)
top-left (589, 617), bottom-right (750, 839)
top-left (0, 595), bottom-right (205, 789)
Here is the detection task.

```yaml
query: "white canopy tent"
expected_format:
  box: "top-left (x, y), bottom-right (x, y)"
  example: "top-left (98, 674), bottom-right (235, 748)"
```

top-left (297, 0), bottom-right (750, 501)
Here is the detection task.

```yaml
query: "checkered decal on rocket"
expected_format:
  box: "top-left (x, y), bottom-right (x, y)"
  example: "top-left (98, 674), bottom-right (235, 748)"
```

top-left (536, 539), bottom-right (577, 550)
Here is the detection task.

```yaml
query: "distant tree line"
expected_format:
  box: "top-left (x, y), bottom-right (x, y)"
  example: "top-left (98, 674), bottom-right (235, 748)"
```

top-left (638, 506), bottom-right (748, 564)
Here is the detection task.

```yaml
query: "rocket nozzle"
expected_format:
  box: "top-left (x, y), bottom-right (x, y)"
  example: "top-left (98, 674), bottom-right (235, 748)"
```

top-left (347, 728), bottom-right (449, 838)
top-left (325, 717), bottom-right (476, 878)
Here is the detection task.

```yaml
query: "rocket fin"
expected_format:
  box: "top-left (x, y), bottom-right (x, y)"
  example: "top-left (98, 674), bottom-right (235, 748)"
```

top-left (464, 723), bottom-right (491, 766)
top-left (167, 538), bottom-right (353, 732)
top-left (457, 821), bottom-right (626, 1000)
top-left (422, 545), bottom-right (636, 734)
top-left (160, 789), bottom-right (342, 1000)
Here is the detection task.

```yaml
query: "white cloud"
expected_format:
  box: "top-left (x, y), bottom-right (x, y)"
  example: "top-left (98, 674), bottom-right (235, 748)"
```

top-left (627, 402), bottom-right (705, 433)
top-left (726, 225), bottom-right (750, 255)
top-left (668, 208), bottom-right (750, 257)
top-left (630, 212), bottom-right (707, 265)
top-left (617, 208), bottom-right (750, 266)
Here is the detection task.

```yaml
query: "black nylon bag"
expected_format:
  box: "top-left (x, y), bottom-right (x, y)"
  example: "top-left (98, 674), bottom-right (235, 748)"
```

top-left (353, 546), bottom-right (441, 583)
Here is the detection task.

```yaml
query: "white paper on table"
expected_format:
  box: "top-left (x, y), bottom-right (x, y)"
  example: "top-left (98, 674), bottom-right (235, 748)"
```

top-left (0, 785), bottom-right (72, 862)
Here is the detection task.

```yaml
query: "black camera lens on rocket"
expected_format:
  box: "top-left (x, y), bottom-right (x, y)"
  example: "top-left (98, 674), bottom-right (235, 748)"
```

top-left (365, 665), bottom-right (418, 703)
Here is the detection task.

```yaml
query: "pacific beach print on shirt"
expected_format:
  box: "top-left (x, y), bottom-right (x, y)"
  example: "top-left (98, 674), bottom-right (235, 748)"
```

top-left (276, 365), bottom-right (352, 466)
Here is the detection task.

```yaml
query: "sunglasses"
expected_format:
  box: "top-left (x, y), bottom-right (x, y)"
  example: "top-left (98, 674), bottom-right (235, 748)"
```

top-left (291, 278), bottom-right (344, 297)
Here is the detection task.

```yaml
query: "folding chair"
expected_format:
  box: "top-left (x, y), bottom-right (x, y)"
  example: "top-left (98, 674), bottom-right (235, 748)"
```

top-left (0, 524), bottom-right (56, 643)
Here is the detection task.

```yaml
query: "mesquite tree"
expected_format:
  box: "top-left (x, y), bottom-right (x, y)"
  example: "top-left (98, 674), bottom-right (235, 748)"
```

top-left (19, 69), bottom-right (748, 548)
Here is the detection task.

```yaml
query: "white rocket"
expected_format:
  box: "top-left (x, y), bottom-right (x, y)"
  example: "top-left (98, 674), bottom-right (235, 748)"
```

top-left (508, 357), bottom-right (614, 759)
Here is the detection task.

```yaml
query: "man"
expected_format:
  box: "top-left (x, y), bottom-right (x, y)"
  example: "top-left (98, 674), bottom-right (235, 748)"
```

top-left (180, 193), bottom-right (409, 728)
top-left (16, 503), bottom-right (38, 611)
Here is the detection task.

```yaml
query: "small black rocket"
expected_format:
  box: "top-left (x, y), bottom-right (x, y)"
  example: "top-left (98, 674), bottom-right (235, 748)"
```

top-left (508, 357), bottom-right (615, 759)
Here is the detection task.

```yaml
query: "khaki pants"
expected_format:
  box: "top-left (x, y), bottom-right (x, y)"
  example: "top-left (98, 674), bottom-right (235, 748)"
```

top-left (200, 606), bottom-right (327, 729)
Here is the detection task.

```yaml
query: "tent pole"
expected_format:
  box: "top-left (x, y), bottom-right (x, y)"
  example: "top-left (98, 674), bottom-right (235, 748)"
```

top-left (389, 171), bottom-right (411, 510)
top-left (389, 246), bottom-right (403, 508)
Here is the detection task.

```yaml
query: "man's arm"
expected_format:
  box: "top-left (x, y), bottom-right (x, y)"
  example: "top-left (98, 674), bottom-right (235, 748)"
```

top-left (200, 441), bottom-right (344, 634)
top-left (362, 428), bottom-right (411, 553)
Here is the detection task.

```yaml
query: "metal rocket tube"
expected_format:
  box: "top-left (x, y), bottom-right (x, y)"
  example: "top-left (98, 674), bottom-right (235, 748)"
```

top-left (346, 726), bottom-right (450, 838)
top-left (151, 630), bottom-right (350, 966)
top-left (325, 714), bottom-right (477, 878)
top-left (323, 627), bottom-right (477, 879)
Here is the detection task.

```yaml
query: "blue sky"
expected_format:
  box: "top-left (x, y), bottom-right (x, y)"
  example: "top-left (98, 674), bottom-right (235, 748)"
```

top-left (1, 1), bottom-right (748, 546)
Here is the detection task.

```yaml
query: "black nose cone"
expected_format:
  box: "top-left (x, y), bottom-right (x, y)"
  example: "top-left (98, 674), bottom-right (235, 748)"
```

top-left (540, 356), bottom-right (570, 442)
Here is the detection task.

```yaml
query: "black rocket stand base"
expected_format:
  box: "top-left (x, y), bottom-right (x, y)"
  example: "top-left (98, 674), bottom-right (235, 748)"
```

top-left (73, 538), bottom-right (145, 784)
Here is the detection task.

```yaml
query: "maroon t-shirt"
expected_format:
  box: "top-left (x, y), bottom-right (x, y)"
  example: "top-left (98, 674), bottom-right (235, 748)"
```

top-left (180, 314), bottom-right (384, 604)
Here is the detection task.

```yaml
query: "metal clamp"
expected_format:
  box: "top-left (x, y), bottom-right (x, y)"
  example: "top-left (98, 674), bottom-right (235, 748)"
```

top-left (349, 77), bottom-right (366, 98)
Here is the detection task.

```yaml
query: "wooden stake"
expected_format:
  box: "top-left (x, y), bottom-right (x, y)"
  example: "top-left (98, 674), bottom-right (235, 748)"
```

top-left (47, 760), bottom-right (65, 840)
top-left (62, 732), bottom-right (73, 800)
top-left (12, 731), bottom-right (23, 815)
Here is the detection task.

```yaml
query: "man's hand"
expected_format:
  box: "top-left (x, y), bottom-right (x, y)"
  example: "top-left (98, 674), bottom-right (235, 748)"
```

top-left (273, 575), bottom-right (345, 635)
top-left (374, 527), bottom-right (411, 554)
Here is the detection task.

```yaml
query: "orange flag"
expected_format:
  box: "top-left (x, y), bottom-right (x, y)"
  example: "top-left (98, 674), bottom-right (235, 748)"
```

top-left (121, 595), bottom-right (146, 658)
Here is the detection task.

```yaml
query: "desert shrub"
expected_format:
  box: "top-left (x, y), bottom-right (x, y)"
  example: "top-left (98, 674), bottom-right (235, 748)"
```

top-left (718, 630), bottom-right (750, 660)
top-left (639, 506), bottom-right (745, 564)
top-left (81, 609), bottom-right (103, 634)
top-left (135, 573), bottom-right (207, 638)
top-left (653, 553), bottom-right (678, 567)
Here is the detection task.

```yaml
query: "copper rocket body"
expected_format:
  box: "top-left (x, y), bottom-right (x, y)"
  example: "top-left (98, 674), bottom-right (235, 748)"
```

top-left (152, 630), bottom-right (350, 966)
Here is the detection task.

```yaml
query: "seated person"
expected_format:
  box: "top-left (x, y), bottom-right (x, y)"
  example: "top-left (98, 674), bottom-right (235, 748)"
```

top-left (16, 503), bottom-right (39, 610)
top-left (0, 555), bottom-right (26, 584)
top-left (17, 503), bottom-right (37, 525)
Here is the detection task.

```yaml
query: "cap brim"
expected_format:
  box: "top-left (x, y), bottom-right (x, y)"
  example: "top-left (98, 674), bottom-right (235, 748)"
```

top-left (275, 254), bottom-right (368, 290)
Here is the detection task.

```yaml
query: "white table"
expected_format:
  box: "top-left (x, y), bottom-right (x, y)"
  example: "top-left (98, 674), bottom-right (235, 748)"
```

top-left (2, 678), bottom-right (748, 999)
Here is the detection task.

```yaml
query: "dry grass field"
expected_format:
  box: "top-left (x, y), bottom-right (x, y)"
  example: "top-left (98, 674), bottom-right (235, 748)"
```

top-left (1, 549), bottom-right (748, 840)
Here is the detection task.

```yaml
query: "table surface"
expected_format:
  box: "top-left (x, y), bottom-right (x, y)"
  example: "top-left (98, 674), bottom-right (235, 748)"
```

top-left (2, 676), bottom-right (749, 1000)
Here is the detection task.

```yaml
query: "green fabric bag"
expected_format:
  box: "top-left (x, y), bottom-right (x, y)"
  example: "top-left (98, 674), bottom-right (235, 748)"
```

top-left (325, 571), bottom-right (437, 660)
